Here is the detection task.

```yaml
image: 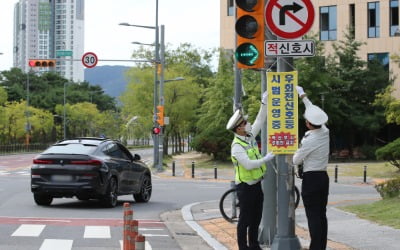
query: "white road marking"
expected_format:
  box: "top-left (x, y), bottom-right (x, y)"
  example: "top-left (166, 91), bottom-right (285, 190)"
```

top-left (39, 239), bottom-right (73, 250)
top-left (139, 228), bottom-right (164, 231)
top-left (11, 224), bottom-right (45, 237)
top-left (83, 225), bottom-right (111, 238)
top-left (19, 219), bottom-right (71, 223)
top-left (0, 170), bottom-right (10, 175)
top-left (119, 240), bottom-right (153, 250)
top-left (142, 233), bottom-right (169, 237)
top-left (145, 241), bottom-right (152, 249)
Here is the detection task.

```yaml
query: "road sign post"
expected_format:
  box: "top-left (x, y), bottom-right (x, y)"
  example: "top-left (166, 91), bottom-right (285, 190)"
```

top-left (82, 52), bottom-right (98, 68)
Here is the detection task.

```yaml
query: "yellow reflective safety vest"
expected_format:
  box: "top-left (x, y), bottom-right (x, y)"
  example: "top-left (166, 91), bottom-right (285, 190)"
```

top-left (231, 136), bottom-right (267, 184)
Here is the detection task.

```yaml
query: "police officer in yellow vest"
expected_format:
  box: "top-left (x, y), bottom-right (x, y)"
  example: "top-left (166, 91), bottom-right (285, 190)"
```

top-left (226, 91), bottom-right (275, 250)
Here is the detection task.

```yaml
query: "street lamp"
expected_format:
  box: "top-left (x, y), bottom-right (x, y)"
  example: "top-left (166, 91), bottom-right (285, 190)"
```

top-left (131, 41), bottom-right (155, 46)
top-left (119, 0), bottom-right (161, 170)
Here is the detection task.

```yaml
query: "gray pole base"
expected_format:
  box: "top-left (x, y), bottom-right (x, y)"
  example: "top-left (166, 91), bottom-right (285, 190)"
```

top-left (271, 235), bottom-right (301, 250)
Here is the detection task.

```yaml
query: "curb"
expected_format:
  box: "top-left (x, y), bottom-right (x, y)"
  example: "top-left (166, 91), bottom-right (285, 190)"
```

top-left (181, 202), bottom-right (228, 250)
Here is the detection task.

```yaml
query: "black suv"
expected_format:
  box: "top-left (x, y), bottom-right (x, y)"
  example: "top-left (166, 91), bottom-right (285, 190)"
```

top-left (31, 137), bottom-right (152, 207)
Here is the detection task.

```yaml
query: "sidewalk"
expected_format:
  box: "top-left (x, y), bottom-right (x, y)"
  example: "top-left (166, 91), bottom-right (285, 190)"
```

top-left (158, 152), bottom-right (400, 250)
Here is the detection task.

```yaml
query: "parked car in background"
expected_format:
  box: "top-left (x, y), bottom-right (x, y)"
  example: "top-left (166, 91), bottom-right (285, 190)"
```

top-left (31, 137), bottom-right (152, 207)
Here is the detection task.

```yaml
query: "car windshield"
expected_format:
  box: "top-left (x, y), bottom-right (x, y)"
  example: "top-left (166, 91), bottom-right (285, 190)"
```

top-left (43, 143), bottom-right (98, 154)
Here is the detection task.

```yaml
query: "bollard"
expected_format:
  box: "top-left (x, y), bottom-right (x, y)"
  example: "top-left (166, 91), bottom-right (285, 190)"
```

top-left (128, 220), bottom-right (139, 250)
top-left (192, 161), bottom-right (195, 178)
top-left (214, 163), bottom-right (217, 179)
top-left (135, 234), bottom-right (145, 250)
top-left (123, 203), bottom-right (134, 250)
top-left (172, 161), bottom-right (175, 176)
top-left (364, 165), bottom-right (367, 183)
top-left (334, 165), bottom-right (338, 183)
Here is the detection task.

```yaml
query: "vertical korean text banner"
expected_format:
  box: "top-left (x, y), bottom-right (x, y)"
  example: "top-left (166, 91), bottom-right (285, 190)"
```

top-left (267, 71), bottom-right (298, 154)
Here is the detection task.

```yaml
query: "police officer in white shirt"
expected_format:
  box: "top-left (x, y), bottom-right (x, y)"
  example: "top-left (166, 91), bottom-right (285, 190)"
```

top-left (226, 91), bottom-right (274, 250)
top-left (293, 86), bottom-right (330, 250)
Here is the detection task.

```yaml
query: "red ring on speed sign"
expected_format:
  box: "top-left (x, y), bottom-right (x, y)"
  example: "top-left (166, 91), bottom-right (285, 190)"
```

top-left (265, 0), bottom-right (314, 39)
top-left (82, 52), bottom-right (98, 68)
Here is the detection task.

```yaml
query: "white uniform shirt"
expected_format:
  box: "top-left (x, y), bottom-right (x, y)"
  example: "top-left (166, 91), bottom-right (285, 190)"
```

top-left (293, 97), bottom-right (330, 172)
top-left (231, 103), bottom-right (268, 184)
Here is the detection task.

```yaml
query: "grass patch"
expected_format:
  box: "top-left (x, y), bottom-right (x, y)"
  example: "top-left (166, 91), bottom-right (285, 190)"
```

top-left (327, 162), bottom-right (400, 179)
top-left (341, 197), bottom-right (400, 229)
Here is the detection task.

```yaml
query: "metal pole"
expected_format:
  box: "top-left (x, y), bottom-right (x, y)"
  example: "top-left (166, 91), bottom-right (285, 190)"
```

top-left (153, 0), bottom-right (160, 169)
top-left (63, 81), bottom-right (66, 139)
top-left (230, 181), bottom-right (237, 219)
top-left (191, 161), bottom-right (195, 178)
top-left (259, 70), bottom-right (277, 246)
top-left (260, 1), bottom-right (278, 244)
top-left (233, 3), bottom-right (242, 110)
top-left (364, 166), bottom-right (367, 183)
top-left (214, 162), bottom-right (217, 179)
top-left (26, 69), bottom-right (31, 145)
top-left (271, 57), bottom-right (301, 250)
top-left (335, 165), bottom-right (338, 183)
top-left (157, 25), bottom-right (165, 171)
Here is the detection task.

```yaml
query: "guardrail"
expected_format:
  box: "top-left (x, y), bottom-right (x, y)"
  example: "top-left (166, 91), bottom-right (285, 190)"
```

top-left (0, 143), bottom-right (52, 155)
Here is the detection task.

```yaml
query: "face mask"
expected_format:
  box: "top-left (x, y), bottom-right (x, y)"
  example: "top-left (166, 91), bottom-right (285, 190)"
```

top-left (244, 122), bottom-right (252, 134)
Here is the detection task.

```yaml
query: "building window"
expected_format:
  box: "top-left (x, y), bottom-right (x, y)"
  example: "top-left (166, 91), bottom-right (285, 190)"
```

top-left (227, 0), bottom-right (234, 16)
top-left (349, 4), bottom-right (355, 38)
top-left (368, 2), bottom-right (380, 38)
top-left (320, 6), bottom-right (337, 41)
top-left (368, 53), bottom-right (389, 71)
top-left (390, 0), bottom-right (399, 36)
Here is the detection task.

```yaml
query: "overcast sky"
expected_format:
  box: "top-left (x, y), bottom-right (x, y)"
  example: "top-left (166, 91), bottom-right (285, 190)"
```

top-left (0, 0), bottom-right (220, 71)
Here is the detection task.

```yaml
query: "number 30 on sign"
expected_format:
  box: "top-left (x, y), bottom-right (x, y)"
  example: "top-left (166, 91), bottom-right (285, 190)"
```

top-left (82, 52), bottom-right (98, 68)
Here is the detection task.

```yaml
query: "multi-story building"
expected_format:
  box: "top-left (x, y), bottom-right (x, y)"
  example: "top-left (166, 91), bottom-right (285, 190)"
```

top-left (13, 0), bottom-right (84, 82)
top-left (220, 0), bottom-right (400, 98)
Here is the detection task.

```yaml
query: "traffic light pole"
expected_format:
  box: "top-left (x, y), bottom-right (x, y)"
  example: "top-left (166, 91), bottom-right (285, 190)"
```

top-left (260, 5), bottom-right (278, 245)
top-left (259, 70), bottom-right (277, 246)
top-left (271, 57), bottom-right (301, 250)
top-left (157, 25), bottom-right (165, 171)
top-left (153, 0), bottom-right (160, 170)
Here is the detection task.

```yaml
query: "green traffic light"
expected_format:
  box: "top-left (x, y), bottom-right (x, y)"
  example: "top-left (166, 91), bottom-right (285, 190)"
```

top-left (235, 43), bottom-right (259, 66)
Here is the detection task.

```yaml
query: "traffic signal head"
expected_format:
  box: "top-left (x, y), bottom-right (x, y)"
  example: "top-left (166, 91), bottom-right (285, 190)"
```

top-left (152, 127), bottom-right (161, 135)
top-left (28, 59), bottom-right (56, 67)
top-left (156, 105), bottom-right (164, 126)
top-left (235, 0), bottom-right (265, 69)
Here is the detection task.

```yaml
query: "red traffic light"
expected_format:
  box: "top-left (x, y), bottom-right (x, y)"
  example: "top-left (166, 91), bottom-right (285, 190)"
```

top-left (152, 127), bottom-right (161, 135)
top-left (28, 59), bottom-right (56, 67)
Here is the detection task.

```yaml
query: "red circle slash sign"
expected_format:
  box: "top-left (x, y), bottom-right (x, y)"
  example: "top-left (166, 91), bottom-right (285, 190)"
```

top-left (265, 0), bottom-right (315, 39)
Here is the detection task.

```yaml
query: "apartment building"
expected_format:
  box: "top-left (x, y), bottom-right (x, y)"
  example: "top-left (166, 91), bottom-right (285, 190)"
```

top-left (220, 0), bottom-right (400, 98)
top-left (13, 0), bottom-right (84, 82)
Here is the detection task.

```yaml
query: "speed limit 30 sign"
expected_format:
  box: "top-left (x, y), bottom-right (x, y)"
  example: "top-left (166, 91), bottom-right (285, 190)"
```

top-left (82, 52), bottom-right (98, 68)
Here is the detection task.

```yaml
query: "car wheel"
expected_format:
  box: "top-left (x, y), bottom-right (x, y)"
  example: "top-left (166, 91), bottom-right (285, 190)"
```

top-left (102, 177), bottom-right (118, 207)
top-left (134, 175), bottom-right (152, 202)
top-left (34, 194), bottom-right (53, 206)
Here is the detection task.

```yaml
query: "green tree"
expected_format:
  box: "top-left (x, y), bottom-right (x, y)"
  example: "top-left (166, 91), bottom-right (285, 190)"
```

top-left (192, 50), bottom-right (234, 160)
top-left (299, 30), bottom-right (391, 155)
top-left (375, 85), bottom-right (400, 125)
top-left (376, 137), bottom-right (400, 170)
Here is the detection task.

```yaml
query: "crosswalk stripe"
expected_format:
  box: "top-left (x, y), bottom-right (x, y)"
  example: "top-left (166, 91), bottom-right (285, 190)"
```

top-left (39, 239), bottom-right (73, 250)
top-left (12, 224), bottom-right (45, 237)
top-left (142, 233), bottom-right (169, 237)
top-left (83, 225), bottom-right (111, 238)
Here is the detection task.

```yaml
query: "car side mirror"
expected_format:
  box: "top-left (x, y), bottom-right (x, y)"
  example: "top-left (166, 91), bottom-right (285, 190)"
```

top-left (133, 154), bottom-right (141, 161)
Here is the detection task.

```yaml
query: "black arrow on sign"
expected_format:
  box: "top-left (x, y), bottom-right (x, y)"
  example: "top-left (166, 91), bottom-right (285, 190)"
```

top-left (279, 2), bottom-right (303, 25)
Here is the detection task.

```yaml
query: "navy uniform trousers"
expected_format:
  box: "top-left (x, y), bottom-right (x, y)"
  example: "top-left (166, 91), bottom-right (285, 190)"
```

top-left (302, 171), bottom-right (329, 250)
top-left (237, 181), bottom-right (263, 250)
